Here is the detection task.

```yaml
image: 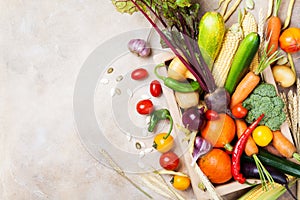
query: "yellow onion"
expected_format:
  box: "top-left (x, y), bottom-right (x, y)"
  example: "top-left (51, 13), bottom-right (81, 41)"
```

top-left (272, 65), bottom-right (296, 88)
top-left (167, 57), bottom-right (196, 81)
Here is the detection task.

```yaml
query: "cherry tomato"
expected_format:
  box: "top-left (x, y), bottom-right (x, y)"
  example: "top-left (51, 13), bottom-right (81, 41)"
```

top-left (136, 99), bottom-right (154, 115)
top-left (153, 133), bottom-right (174, 153)
top-left (131, 68), bottom-right (148, 80)
top-left (171, 175), bottom-right (191, 190)
top-left (159, 152), bottom-right (180, 171)
top-left (231, 103), bottom-right (248, 119)
top-left (205, 110), bottom-right (219, 120)
top-left (252, 125), bottom-right (273, 147)
top-left (150, 80), bottom-right (162, 97)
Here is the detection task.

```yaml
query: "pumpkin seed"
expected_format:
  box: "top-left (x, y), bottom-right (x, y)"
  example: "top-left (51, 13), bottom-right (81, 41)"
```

top-left (116, 75), bottom-right (123, 82)
top-left (107, 67), bottom-right (114, 74)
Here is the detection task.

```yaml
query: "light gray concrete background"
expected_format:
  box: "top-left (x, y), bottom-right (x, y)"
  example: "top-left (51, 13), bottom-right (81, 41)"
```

top-left (1, 1), bottom-right (155, 199)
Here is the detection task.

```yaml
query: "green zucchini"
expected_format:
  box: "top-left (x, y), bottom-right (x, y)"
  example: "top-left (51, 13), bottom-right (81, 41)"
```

top-left (198, 12), bottom-right (225, 70)
top-left (242, 149), bottom-right (300, 178)
top-left (224, 32), bottom-right (260, 94)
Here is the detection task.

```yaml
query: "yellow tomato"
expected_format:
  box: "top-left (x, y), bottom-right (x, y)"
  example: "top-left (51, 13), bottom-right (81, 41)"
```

top-left (153, 133), bottom-right (174, 153)
top-left (172, 175), bottom-right (191, 190)
top-left (252, 125), bottom-right (273, 147)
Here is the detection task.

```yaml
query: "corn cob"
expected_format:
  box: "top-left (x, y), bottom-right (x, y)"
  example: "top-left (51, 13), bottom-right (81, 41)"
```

top-left (238, 177), bottom-right (297, 200)
top-left (241, 11), bottom-right (259, 72)
top-left (212, 23), bottom-right (243, 87)
top-left (238, 183), bottom-right (283, 200)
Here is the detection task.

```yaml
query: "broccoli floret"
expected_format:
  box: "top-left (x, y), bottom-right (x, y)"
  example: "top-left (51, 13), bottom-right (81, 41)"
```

top-left (252, 83), bottom-right (277, 97)
top-left (242, 83), bottom-right (286, 131)
top-left (264, 112), bottom-right (286, 131)
top-left (272, 96), bottom-right (284, 109)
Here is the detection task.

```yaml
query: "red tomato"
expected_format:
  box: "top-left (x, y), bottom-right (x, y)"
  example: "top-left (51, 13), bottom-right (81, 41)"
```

top-left (136, 99), bottom-right (154, 115)
top-left (150, 80), bottom-right (162, 97)
top-left (231, 103), bottom-right (248, 119)
top-left (131, 68), bottom-right (148, 80)
top-left (205, 110), bottom-right (219, 120)
top-left (279, 27), bottom-right (300, 53)
top-left (159, 152), bottom-right (180, 170)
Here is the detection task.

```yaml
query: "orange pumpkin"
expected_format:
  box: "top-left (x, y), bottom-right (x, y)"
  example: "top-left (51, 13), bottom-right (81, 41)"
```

top-left (198, 148), bottom-right (232, 184)
top-left (201, 113), bottom-right (236, 149)
top-left (279, 27), bottom-right (300, 53)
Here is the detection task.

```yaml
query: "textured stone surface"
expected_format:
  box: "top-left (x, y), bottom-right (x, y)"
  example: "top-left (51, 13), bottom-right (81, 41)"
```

top-left (1, 1), bottom-right (153, 199)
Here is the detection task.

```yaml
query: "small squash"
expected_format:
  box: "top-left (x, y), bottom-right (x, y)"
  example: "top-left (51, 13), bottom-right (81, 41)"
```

top-left (198, 12), bottom-right (225, 70)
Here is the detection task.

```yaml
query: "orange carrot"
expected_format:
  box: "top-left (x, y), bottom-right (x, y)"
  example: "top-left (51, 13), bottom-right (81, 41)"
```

top-left (230, 71), bottom-right (260, 109)
top-left (266, 0), bottom-right (282, 56)
top-left (272, 130), bottom-right (297, 159)
top-left (235, 119), bottom-right (258, 157)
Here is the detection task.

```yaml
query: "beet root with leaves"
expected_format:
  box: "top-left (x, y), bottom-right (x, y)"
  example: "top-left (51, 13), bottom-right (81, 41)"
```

top-left (112, 0), bottom-right (232, 113)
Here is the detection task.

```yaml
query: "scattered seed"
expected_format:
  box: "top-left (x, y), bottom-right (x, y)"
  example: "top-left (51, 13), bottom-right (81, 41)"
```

top-left (135, 142), bottom-right (142, 149)
top-left (107, 67), bottom-right (114, 74)
top-left (198, 182), bottom-right (207, 191)
top-left (110, 88), bottom-right (121, 97)
top-left (100, 78), bottom-right (109, 85)
top-left (116, 75), bottom-right (123, 82)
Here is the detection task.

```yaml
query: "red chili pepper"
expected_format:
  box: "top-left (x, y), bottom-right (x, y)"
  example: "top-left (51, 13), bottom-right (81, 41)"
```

top-left (231, 113), bottom-right (265, 184)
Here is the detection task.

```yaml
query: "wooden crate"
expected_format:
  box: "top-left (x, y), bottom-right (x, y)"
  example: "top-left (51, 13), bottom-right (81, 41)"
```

top-left (155, 1), bottom-right (300, 199)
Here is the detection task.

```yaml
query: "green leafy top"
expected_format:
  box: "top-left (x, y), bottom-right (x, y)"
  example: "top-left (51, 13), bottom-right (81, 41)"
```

top-left (112, 0), bottom-right (192, 15)
top-left (111, 0), bottom-right (198, 39)
top-left (112, 0), bottom-right (139, 15)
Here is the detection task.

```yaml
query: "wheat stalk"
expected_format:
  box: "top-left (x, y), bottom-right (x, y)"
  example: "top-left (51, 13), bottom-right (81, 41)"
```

top-left (140, 172), bottom-right (186, 200)
top-left (281, 77), bottom-right (300, 151)
top-left (99, 149), bottom-right (153, 199)
top-left (280, 92), bottom-right (292, 128)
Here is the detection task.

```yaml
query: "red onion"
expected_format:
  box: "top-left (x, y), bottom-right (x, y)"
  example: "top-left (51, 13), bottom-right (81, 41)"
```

top-left (128, 39), bottom-right (151, 57)
top-left (182, 106), bottom-right (206, 131)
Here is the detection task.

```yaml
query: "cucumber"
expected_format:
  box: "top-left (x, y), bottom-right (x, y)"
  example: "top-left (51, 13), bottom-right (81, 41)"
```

top-left (224, 32), bottom-right (260, 94)
top-left (242, 149), bottom-right (300, 178)
top-left (198, 12), bottom-right (225, 70)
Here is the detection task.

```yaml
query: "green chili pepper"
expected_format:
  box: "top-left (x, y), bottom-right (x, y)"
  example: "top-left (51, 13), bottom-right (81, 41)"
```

top-left (148, 109), bottom-right (173, 139)
top-left (154, 64), bottom-right (200, 93)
